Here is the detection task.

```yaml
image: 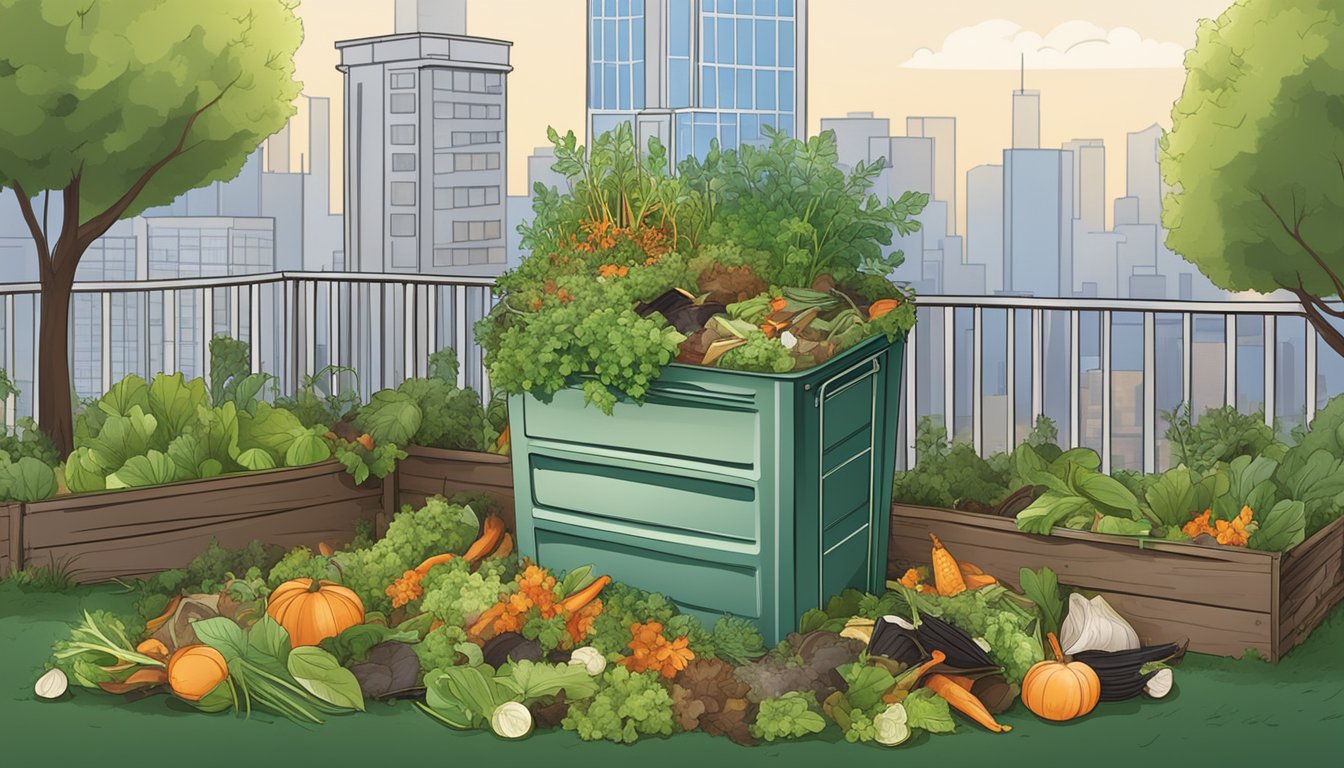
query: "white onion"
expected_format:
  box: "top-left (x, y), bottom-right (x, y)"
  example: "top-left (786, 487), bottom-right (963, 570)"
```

top-left (491, 701), bottom-right (534, 739)
top-left (568, 646), bottom-right (607, 677)
top-left (1144, 668), bottom-right (1174, 699)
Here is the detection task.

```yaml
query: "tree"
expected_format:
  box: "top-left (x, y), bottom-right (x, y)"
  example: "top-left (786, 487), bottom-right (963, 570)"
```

top-left (0, 0), bottom-right (302, 455)
top-left (1162, 0), bottom-right (1344, 357)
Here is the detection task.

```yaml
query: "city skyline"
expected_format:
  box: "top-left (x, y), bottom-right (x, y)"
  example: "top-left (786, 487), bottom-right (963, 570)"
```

top-left (293, 0), bottom-right (1230, 230)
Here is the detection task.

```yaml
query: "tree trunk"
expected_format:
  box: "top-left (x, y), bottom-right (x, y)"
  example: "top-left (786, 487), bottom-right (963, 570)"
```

top-left (1298, 293), bottom-right (1344, 374)
top-left (36, 264), bottom-right (76, 457)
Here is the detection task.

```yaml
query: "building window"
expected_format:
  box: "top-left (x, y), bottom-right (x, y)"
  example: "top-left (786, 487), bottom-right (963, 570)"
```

top-left (392, 153), bottom-right (416, 171)
top-left (391, 72), bottom-right (416, 89)
top-left (452, 219), bottom-right (503, 242)
top-left (390, 125), bottom-right (416, 145)
top-left (390, 214), bottom-right (417, 237)
top-left (390, 93), bottom-right (416, 113)
top-left (390, 181), bottom-right (416, 206)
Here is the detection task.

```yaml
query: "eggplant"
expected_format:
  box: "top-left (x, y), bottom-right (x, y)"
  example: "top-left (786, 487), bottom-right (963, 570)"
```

top-left (868, 617), bottom-right (925, 665)
top-left (482, 632), bottom-right (543, 669)
top-left (1073, 642), bottom-right (1185, 702)
top-left (916, 615), bottom-right (995, 669)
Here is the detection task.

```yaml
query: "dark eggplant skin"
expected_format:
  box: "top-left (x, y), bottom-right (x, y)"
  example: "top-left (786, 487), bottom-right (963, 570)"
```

top-left (917, 615), bottom-right (995, 669)
top-left (1072, 642), bottom-right (1184, 672)
top-left (868, 618), bottom-right (925, 665)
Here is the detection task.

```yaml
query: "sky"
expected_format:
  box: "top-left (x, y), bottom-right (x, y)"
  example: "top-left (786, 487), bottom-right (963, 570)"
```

top-left (291, 0), bottom-right (1234, 229)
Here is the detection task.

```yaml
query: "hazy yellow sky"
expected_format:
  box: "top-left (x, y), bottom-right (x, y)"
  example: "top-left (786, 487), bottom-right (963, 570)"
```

top-left (292, 0), bottom-right (1233, 228)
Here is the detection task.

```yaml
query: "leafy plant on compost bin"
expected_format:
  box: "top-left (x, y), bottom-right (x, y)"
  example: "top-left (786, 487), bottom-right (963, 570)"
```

top-left (479, 123), bottom-right (926, 413)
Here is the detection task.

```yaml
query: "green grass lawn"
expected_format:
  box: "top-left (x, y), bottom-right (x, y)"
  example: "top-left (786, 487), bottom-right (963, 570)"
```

top-left (3, 582), bottom-right (1341, 767)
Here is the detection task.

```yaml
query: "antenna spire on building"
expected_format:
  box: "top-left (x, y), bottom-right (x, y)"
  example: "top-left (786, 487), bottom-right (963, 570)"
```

top-left (1019, 53), bottom-right (1025, 94)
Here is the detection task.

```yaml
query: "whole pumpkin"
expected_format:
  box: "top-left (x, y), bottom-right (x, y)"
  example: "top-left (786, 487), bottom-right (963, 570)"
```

top-left (267, 578), bottom-right (365, 648)
top-left (1022, 632), bottom-right (1101, 721)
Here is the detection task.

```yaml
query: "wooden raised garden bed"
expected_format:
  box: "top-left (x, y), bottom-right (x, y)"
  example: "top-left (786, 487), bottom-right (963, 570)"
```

top-left (387, 446), bottom-right (516, 534)
top-left (16, 462), bottom-right (383, 583)
top-left (889, 503), bottom-right (1344, 661)
top-left (1, 502), bottom-right (18, 579)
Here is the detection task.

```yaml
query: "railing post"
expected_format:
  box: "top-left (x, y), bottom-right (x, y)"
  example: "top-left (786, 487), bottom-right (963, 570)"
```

top-left (455, 285), bottom-right (468, 391)
top-left (1005, 308), bottom-right (1016, 448)
top-left (4, 295), bottom-right (16, 425)
top-left (972, 306), bottom-right (983, 455)
top-left (101, 292), bottom-right (113, 395)
top-left (1263, 316), bottom-right (1276, 431)
top-left (904, 318), bottom-right (917, 469)
top-left (943, 305), bottom-right (955, 441)
top-left (163, 290), bottom-right (177, 378)
top-left (1030, 308), bottom-right (1043, 429)
top-left (1069, 310), bottom-right (1080, 449)
top-left (1225, 314), bottom-right (1237, 410)
top-left (249, 283), bottom-right (261, 374)
top-left (1182, 312), bottom-right (1193, 413)
top-left (201, 287), bottom-right (213, 385)
top-left (404, 282), bottom-right (417, 380)
top-left (1143, 311), bottom-right (1156, 474)
top-left (328, 280), bottom-right (340, 393)
top-left (1101, 310), bottom-right (1112, 474)
top-left (1306, 323), bottom-right (1318, 424)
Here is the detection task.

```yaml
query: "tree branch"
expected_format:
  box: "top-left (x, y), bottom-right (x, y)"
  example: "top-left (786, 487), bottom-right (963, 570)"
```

top-left (1286, 276), bottom-right (1344, 319)
top-left (74, 77), bottom-right (240, 247)
top-left (9, 181), bottom-right (53, 280)
top-left (1259, 191), bottom-right (1344, 300)
top-left (53, 174), bottom-right (83, 279)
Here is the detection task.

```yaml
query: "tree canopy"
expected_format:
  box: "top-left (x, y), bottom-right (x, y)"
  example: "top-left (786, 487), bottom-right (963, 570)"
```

top-left (1161, 0), bottom-right (1344, 340)
top-left (0, 0), bottom-right (303, 222)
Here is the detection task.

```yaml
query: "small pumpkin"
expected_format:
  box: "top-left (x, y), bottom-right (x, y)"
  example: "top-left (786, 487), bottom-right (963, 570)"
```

top-left (167, 645), bottom-right (229, 701)
top-left (1022, 632), bottom-right (1101, 722)
top-left (267, 578), bottom-right (365, 648)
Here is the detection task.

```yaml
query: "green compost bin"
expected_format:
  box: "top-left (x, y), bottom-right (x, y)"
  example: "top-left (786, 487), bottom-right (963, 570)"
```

top-left (510, 333), bottom-right (905, 644)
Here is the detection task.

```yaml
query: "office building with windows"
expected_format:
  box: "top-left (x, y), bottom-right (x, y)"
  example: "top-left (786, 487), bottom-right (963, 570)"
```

top-left (587, 0), bottom-right (807, 162)
top-left (338, 2), bottom-right (512, 274)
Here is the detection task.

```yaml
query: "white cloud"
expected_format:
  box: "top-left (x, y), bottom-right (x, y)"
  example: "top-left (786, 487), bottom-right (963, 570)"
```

top-left (902, 20), bottom-right (1187, 70)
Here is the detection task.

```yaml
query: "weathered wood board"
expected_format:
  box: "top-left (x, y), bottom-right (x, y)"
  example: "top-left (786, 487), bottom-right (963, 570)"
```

top-left (391, 446), bottom-right (516, 533)
top-left (889, 503), bottom-right (1344, 661)
top-left (0, 503), bottom-right (18, 579)
top-left (19, 462), bottom-right (382, 583)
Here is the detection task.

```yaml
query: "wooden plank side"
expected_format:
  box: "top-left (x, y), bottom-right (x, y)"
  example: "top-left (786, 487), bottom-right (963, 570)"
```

top-left (22, 468), bottom-right (382, 583)
top-left (23, 462), bottom-right (343, 514)
top-left (1278, 521), bottom-right (1344, 655)
top-left (0, 502), bottom-right (15, 578)
top-left (889, 504), bottom-right (1278, 660)
top-left (394, 449), bottom-right (516, 533)
top-left (888, 507), bottom-right (1273, 611)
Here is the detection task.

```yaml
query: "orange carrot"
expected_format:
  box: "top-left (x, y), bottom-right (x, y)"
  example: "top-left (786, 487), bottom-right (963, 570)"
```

top-left (491, 532), bottom-right (514, 559)
top-left (468, 603), bottom-right (507, 636)
top-left (558, 575), bottom-right (612, 614)
top-left (940, 674), bottom-right (976, 691)
top-left (925, 674), bottom-right (1012, 732)
top-left (144, 596), bottom-right (182, 634)
top-left (356, 433), bottom-right (375, 452)
top-left (412, 552), bottom-right (457, 575)
top-left (463, 514), bottom-right (505, 562)
top-left (770, 297), bottom-right (787, 312)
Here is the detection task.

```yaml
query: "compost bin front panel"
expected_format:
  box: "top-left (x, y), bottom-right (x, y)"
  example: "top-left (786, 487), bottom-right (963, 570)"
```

top-left (511, 335), bottom-right (906, 646)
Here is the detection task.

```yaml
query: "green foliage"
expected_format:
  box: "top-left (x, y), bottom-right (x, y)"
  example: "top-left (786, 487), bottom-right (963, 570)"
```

top-left (1013, 444), bottom-right (1148, 536)
top-left (335, 496), bottom-right (481, 614)
top-left (0, 417), bottom-right (59, 468)
top-left (0, 454), bottom-right (57, 502)
top-left (710, 616), bottom-right (767, 665)
top-left (141, 538), bottom-right (284, 597)
top-left (266, 547), bottom-right (337, 589)
top-left (750, 692), bottom-right (828, 742)
top-left (1165, 404), bottom-right (1285, 473)
top-left (419, 558), bottom-right (511, 628)
top-left (893, 417), bottom-right (1011, 509)
top-left (65, 373), bottom-right (341, 494)
top-left (1162, 0), bottom-right (1344, 305)
top-left (589, 582), bottom-right (680, 655)
top-left (687, 126), bottom-right (929, 286)
top-left (355, 349), bottom-right (497, 451)
top-left (4, 553), bottom-right (79, 592)
top-left (561, 666), bottom-right (677, 743)
top-left (716, 331), bottom-right (796, 373)
top-left (0, 0), bottom-right (302, 220)
top-left (415, 624), bottom-right (472, 674)
top-left (902, 689), bottom-right (956, 734)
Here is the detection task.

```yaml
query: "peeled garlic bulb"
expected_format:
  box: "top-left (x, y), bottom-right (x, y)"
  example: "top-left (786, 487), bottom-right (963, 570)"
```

top-left (568, 646), bottom-right (607, 677)
top-left (873, 703), bottom-right (911, 746)
top-left (1060, 593), bottom-right (1140, 654)
top-left (491, 701), bottom-right (535, 739)
top-left (1144, 668), bottom-right (1174, 699)
top-left (35, 668), bottom-right (68, 700)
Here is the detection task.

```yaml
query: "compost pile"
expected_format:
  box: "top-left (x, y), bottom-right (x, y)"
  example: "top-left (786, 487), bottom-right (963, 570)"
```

top-left (37, 496), bottom-right (1185, 748)
top-left (477, 123), bottom-right (924, 413)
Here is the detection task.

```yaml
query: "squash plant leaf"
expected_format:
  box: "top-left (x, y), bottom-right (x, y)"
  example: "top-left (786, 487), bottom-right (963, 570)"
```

top-left (288, 646), bottom-right (366, 711)
top-left (1250, 500), bottom-right (1306, 552)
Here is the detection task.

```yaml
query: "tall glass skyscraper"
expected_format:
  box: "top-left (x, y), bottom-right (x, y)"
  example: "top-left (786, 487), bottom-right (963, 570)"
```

top-left (587, 0), bottom-right (807, 162)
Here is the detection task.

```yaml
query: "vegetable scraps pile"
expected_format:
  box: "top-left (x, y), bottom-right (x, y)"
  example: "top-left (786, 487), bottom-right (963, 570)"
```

top-left (37, 498), bottom-right (1185, 748)
top-left (896, 395), bottom-right (1344, 553)
top-left (479, 122), bottom-right (927, 413)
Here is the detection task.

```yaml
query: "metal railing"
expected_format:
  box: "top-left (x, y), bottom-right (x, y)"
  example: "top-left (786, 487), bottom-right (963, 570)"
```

top-left (0, 272), bottom-right (499, 423)
top-left (0, 274), bottom-right (1330, 475)
top-left (899, 295), bottom-right (1326, 473)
